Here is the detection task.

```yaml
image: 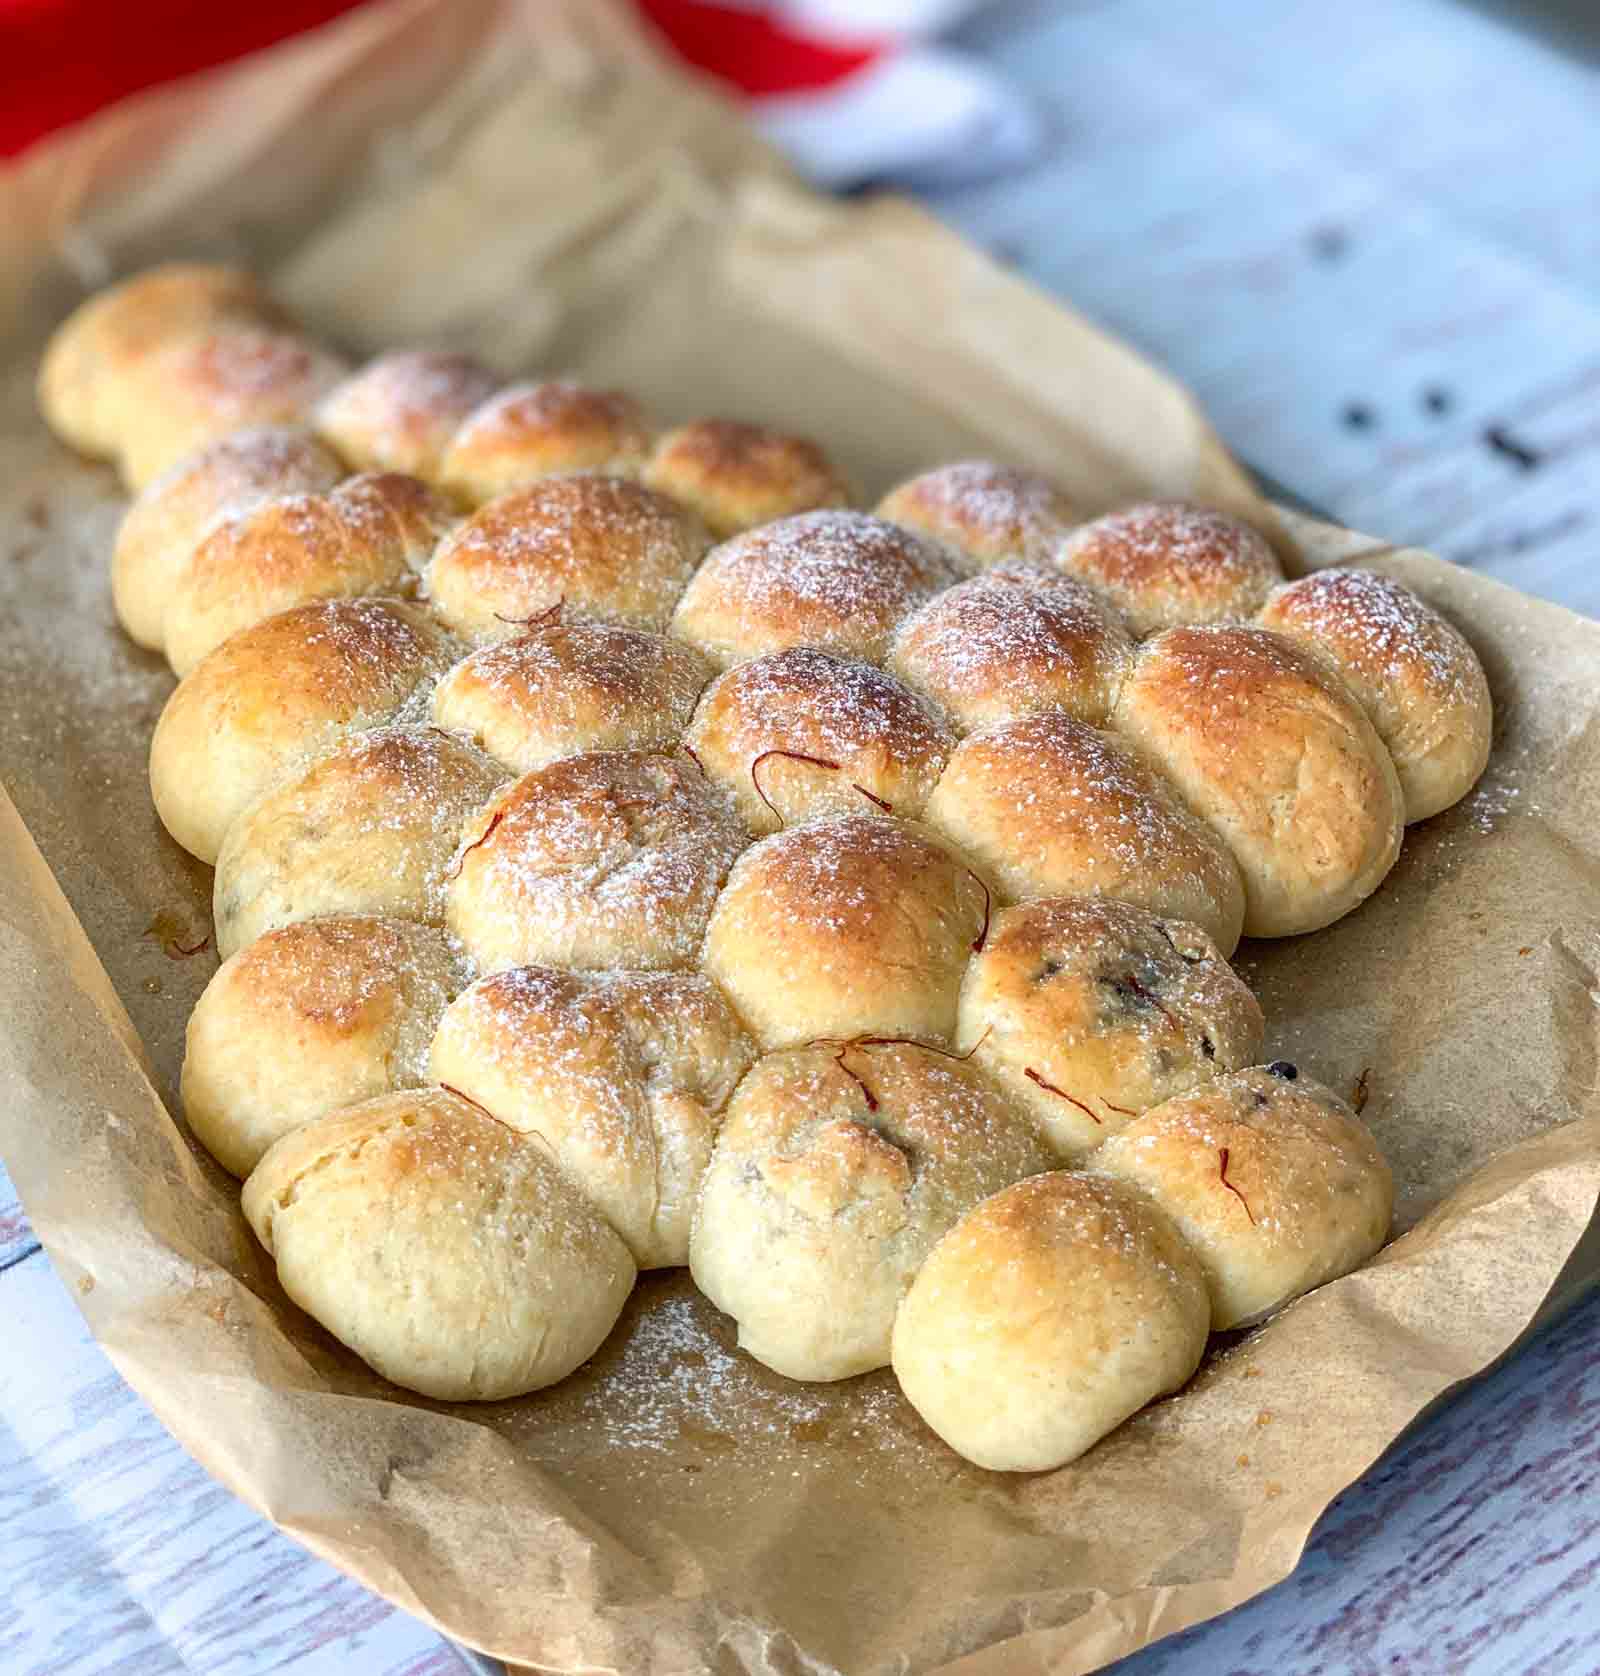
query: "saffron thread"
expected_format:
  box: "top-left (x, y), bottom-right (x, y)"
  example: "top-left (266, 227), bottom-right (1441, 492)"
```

top-left (1219, 1146), bottom-right (1256, 1223)
top-left (445, 807), bottom-right (505, 880)
top-left (1023, 1067), bottom-right (1102, 1125)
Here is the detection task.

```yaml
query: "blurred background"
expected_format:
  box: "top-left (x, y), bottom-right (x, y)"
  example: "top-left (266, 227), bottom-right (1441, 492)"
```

top-left (3, 0), bottom-right (1596, 610)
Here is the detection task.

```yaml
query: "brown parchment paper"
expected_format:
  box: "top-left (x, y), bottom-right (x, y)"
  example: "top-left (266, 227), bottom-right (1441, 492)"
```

top-left (2, 4), bottom-right (1599, 1672)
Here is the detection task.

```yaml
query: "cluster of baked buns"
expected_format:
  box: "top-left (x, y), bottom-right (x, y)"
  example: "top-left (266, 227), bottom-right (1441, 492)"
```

top-left (38, 265), bottom-right (1491, 1471)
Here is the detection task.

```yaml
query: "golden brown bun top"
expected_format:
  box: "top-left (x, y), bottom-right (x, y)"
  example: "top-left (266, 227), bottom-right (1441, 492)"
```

top-left (1058, 502), bottom-right (1282, 635)
top-left (1260, 567), bottom-right (1478, 696)
top-left (673, 509), bottom-right (960, 668)
top-left (1096, 1066), bottom-right (1393, 1247)
top-left (427, 474), bottom-right (706, 633)
top-left (644, 418), bottom-right (852, 537)
top-left (167, 596), bottom-right (454, 719)
top-left (129, 424), bottom-right (343, 513)
top-left (213, 915), bottom-right (452, 1034)
top-left (40, 264), bottom-right (281, 438)
top-left (135, 325), bottom-right (348, 419)
top-left (313, 349), bottom-right (503, 478)
top-left (887, 569), bottom-right (1134, 731)
top-left (685, 646), bottom-right (956, 830)
top-left (1256, 567), bottom-right (1491, 822)
top-left (929, 1168), bottom-right (1208, 1302)
top-left (877, 461), bottom-right (1080, 568)
top-left (179, 470), bottom-right (451, 599)
top-left (973, 893), bottom-right (1254, 1033)
top-left (437, 963), bottom-right (751, 1112)
top-left (439, 380), bottom-right (656, 498)
top-left (453, 748), bottom-right (746, 884)
top-left (1121, 621), bottom-right (1368, 739)
top-left (724, 1041), bottom-right (1051, 1215)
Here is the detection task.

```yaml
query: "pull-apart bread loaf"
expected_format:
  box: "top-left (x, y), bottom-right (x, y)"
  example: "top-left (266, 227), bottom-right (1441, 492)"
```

top-left (41, 267), bottom-right (1492, 1469)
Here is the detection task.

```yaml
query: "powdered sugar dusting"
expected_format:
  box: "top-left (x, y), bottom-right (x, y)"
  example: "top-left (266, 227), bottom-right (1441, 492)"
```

top-left (1261, 567), bottom-right (1479, 704)
top-left (879, 460), bottom-right (1078, 568)
top-left (447, 751), bottom-right (749, 973)
top-left (888, 571), bottom-right (1134, 733)
top-left (433, 622), bottom-right (711, 774)
top-left (686, 646), bottom-right (955, 828)
top-left (673, 509), bottom-right (960, 667)
top-left (1058, 502), bottom-right (1282, 636)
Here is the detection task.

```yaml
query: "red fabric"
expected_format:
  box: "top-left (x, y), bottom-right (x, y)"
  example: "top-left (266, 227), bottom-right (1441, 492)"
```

top-left (0, 0), bottom-right (893, 158)
top-left (634, 0), bottom-right (885, 96)
top-left (0, 0), bottom-right (377, 156)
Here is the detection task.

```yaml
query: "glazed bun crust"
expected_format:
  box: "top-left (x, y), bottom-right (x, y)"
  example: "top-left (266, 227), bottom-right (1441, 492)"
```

top-left (702, 815), bottom-right (989, 1050)
top-left (432, 621), bottom-right (712, 776)
top-left (957, 897), bottom-right (1264, 1157)
top-left (887, 569), bottom-right (1134, 735)
top-left (445, 751), bottom-right (748, 974)
top-left (164, 471), bottom-right (454, 676)
top-left (1112, 625), bottom-right (1404, 937)
top-left (877, 461), bottom-right (1079, 570)
top-left (313, 350), bottom-right (502, 480)
top-left (39, 263), bottom-right (281, 458)
top-left (242, 1088), bottom-right (636, 1401)
top-left (112, 427), bottom-right (344, 650)
top-left (214, 726), bottom-right (506, 959)
top-left (683, 647), bottom-right (956, 834)
top-left (119, 326), bottom-right (350, 491)
top-left (891, 1171), bottom-right (1210, 1472)
top-left (924, 713), bottom-right (1246, 954)
top-left (426, 475), bottom-right (707, 641)
top-left (671, 510), bottom-right (959, 670)
top-left (429, 966), bottom-right (755, 1268)
top-left (644, 418), bottom-right (851, 538)
top-left (1058, 503), bottom-right (1283, 637)
top-left (690, 1042), bottom-right (1053, 1380)
top-left (438, 381), bottom-right (655, 506)
top-left (1094, 1067), bottom-right (1394, 1329)
top-left (151, 598), bottom-right (458, 864)
top-left (1257, 568), bottom-right (1491, 822)
top-left (182, 916), bottom-right (460, 1178)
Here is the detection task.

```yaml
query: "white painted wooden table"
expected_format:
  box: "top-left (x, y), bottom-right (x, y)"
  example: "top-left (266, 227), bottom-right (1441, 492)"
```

top-left (5, 1), bottom-right (1599, 1671)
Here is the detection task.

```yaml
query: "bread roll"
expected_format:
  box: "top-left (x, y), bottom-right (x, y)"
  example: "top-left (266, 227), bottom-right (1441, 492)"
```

top-left (1057, 503), bottom-right (1282, 636)
top-left (431, 620), bottom-right (711, 776)
top-left (1257, 568), bottom-right (1491, 822)
top-left (691, 1042), bottom-right (1053, 1381)
top-left (214, 726), bottom-right (506, 958)
top-left (446, 751), bottom-right (747, 974)
top-left (39, 263), bottom-right (281, 459)
top-left (671, 510), bottom-right (959, 670)
top-left (683, 647), bottom-right (956, 834)
top-left (182, 916), bottom-right (462, 1177)
top-left (1111, 625), bottom-right (1404, 937)
top-left (437, 380), bottom-right (655, 506)
top-left (165, 471), bottom-right (454, 676)
top-left (877, 461), bottom-right (1079, 569)
top-left (119, 326), bottom-right (351, 490)
top-left (426, 476), bottom-right (707, 641)
top-left (956, 897), bottom-right (1263, 1158)
top-left (702, 814), bottom-right (989, 1049)
top-left (151, 598), bottom-right (458, 864)
top-left (886, 569), bottom-right (1134, 734)
top-left (891, 1171), bottom-right (1210, 1471)
top-left (1094, 1065), bottom-right (1394, 1329)
top-left (242, 1088), bottom-right (636, 1401)
top-left (112, 427), bottom-right (344, 650)
top-left (643, 418), bottom-right (850, 537)
top-left (923, 713), bottom-right (1246, 953)
top-left (313, 350), bottom-right (502, 480)
top-left (429, 966), bottom-right (756, 1267)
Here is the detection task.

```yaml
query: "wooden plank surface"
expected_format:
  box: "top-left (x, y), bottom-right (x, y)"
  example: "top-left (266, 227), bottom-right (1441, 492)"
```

top-left (4, 2), bottom-right (1599, 1672)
